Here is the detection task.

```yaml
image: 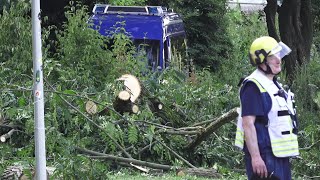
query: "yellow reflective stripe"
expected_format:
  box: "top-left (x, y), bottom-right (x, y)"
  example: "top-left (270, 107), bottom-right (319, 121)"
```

top-left (272, 141), bottom-right (298, 148)
top-left (235, 128), bottom-right (244, 148)
top-left (273, 147), bottom-right (299, 156)
top-left (236, 129), bottom-right (244, 135)
top-left (271, 135), bottom-right (299, 156)
top-left (247, 78), bottom-right (267, 92)
top-left (271, 136), bottom-right (297, 144)
top-left (235, 135), bottom-right (244, 142)
top-left (272, 141), bottom-right (299, 149)
top-left (274, 146), bottom-right (299, 151)
top-left (235, 139), bottom-right (243, 146)
top-left (274, 151), bottom-right (299, 156)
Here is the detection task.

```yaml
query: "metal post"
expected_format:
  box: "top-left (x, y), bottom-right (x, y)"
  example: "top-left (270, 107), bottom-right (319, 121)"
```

top-left (32, 0), bottom-right (47, 179)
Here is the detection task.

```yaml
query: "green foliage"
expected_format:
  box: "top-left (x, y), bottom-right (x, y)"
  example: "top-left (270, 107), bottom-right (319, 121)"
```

top-left (0, 0), bottom-right (32, 84)
top-left (1, 1), bottom-right (320, 179)
top-left (312, 0), bottom-right (320, 49)
top-left (169, 0), bottom-right (232, 71)
top-left (219, 9), bottom-right (268, 85)
top-left (54, 154), bottom-right (110, 179)
top-left (54, 3), bottom-right (114, 90)
top-left (128, 124), bottom-right (138, 144)
top-left (289, 49), bottom-right (320, 177)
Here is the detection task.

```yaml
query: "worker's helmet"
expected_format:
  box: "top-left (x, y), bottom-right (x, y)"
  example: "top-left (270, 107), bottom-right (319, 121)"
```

top-left (249, 36), bottom-right (291, 66)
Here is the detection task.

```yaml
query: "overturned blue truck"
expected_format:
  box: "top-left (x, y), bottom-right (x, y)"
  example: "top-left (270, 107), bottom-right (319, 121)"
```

top-left (89, 4), bottom-right (187, 70)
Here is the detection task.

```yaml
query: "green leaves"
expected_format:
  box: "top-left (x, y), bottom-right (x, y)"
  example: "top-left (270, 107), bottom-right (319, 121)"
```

top-left (0, 1), bottom-right (319, 179)
top-left (128, 125), bottom-right (138, 144)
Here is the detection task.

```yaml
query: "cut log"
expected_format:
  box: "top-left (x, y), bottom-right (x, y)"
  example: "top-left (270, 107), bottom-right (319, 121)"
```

top-left (0, 129), bottom-right (15, 143)
top-left (117, 74), bottom-right (141, 103)
top-left (132, 104), bottom-right (139, 114)
top-left (85, 100), bottom-right (97, 115)
top-left (113, 90), bottom-right (139, 114)
top-left (185, 108), bottom-right (238, 150)
top-left (115, 74), bottom-right (192, 126)
top-left (118, 90), bottom-right (131, 101)
top-left (84, 101), bottom-right (110, 116)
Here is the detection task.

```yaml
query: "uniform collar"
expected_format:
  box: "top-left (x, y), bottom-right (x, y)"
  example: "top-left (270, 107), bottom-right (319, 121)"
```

top-left (251, 69), bottom-right (274, 85)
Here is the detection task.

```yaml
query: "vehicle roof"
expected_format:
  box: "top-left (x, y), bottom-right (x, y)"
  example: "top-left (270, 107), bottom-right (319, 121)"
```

top-left (89, 5), bottom-right (185, 40)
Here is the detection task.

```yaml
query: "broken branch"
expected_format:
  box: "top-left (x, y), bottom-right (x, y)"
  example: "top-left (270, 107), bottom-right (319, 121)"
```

top-left (1, 129), bottom-right (15, 143)
top-left (185, 108), bottom-right (238, 150)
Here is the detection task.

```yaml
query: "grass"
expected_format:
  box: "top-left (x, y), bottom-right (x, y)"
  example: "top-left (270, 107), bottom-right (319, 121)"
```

top-left (105, 169), bottom-right (248, 180)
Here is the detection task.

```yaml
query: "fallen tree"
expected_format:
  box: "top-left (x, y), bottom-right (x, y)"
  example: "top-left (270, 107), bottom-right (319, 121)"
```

top-left (75, 147), bottom-right (222, 178)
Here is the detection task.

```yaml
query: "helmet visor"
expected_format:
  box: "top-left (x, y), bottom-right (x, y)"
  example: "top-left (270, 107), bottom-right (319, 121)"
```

top-left (270, 42), bottom-right (292, 59)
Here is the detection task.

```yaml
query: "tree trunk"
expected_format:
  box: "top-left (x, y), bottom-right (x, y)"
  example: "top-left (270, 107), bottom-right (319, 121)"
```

top-left (299, 0), bottom-right (313, 62)
top-left (265, 0), bottom-right (313, 82)
top-left (264, 0), bottom-right (280, 41)
top-left (278, 0), bottom-right (313, 81)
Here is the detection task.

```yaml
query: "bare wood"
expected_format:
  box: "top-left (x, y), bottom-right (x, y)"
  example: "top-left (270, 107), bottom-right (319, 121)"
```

top-left (185, 108), bottom-right (238, 150)
top-left (158, 129), bottom-right (199, 135)
top-left (117, 74), bottom-right (141, 102)
top-left (118, 90), bottom-right (131, 101)
top-left (1, 129), bottom-right (15, 143)
top-left (176, 126), bottom-right (204, 131)
top-left (132, 104), bottom-right (139, 114)
top-left (85, 100), bottom-right (97, 115)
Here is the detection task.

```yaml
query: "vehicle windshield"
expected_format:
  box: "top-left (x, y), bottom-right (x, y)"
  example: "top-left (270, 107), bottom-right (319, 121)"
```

top-left (133, 39), bottom-right (160, 71)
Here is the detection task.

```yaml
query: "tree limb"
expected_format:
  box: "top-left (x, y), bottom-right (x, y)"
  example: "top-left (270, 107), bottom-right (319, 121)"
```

top-left (158, 140), bottom-right (196, 168)
top-left (300, 139), bottom-right (320, 151)
top-left (157, 129), bottom-right (199, 135)
top-left (185, 108), bottom-right (238, 150)
top-left (76, 147), bottom-right (221, 178)
top-left (76, 146), bottom-right (174, 170)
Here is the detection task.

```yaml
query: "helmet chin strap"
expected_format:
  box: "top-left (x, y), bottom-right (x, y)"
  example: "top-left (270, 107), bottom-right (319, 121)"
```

top-left (258, 61), bottom-right (278, 75)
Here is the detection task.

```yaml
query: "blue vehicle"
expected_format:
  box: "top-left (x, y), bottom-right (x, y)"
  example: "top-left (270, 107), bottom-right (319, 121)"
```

top-left (89, 4), bottom-right (187, 70)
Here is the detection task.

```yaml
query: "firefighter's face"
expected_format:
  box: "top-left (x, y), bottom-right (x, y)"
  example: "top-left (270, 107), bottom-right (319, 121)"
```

top-left (266, 52), bottom-right (282, 74)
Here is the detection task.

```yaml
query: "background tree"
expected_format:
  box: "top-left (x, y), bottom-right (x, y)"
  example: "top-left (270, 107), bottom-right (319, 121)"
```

top-left (168, 0), bottom-right (231, 71)
top-left (311, 0), bottom-right (320, 50)
top-left (264, 0), bottom-right (313, 81)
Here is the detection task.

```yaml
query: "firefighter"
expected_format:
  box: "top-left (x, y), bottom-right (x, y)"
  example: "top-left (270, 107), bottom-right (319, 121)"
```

top-left (235, 36), bottom-right (299, 179)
